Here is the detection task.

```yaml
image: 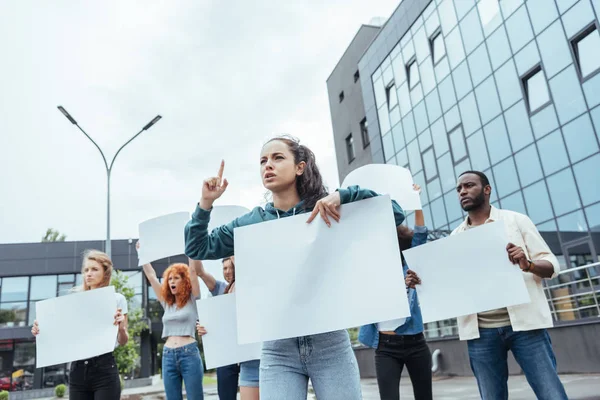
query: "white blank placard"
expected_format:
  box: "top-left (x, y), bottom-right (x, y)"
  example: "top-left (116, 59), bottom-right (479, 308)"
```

top-left (138, 212), bottom-right (190, 266)
top-left (36, 286), bottom-right (118, 368)
top-left (197, 294), bottom-right (262, 369)
top-left (402, 221), bottom-right (530, 323)
top-left (341, 164), bottom-right (422, 210)
top-left (234, 195), bottom-right (410, 344)
top-left (199, 206), bottom-right (250, 299)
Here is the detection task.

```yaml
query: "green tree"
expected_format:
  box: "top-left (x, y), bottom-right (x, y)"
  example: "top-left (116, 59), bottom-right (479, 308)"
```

top-left (42, 228), bottom-right (66, 242)
top-left (111, 270), bottom-right (148, 377)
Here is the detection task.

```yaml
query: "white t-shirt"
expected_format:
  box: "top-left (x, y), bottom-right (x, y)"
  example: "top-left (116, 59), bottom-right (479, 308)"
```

top-left (115, 292), bottom-right (128, 348)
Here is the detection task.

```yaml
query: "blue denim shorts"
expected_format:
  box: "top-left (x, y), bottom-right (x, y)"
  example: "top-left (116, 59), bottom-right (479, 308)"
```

top-left (239, 359), bottom-right (260, 387)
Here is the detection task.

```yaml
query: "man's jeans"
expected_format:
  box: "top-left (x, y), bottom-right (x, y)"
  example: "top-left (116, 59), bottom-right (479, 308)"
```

top-left (259, 330), bottom-right (362, 400)
top-left (468, 327), bottom-right (568, 400)
top-left (216, 363), bottom-right (239, 400)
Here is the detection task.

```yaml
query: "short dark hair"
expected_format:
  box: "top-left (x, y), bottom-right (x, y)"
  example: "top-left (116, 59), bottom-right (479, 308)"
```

top-left (459, 170), bottom-right (490, 187)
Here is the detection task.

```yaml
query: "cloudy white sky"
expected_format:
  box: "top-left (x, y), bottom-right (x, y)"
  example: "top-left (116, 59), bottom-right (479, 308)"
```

top-left (0, 0), bottom-right (400, 244)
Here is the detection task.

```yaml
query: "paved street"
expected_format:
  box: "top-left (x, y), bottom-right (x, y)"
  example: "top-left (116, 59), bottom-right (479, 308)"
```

top-left (120, 374), bottom-right (600, 400)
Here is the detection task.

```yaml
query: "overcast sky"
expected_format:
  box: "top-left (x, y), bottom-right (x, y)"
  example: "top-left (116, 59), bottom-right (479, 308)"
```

top-left (0, 0), bottom-right (399, 244)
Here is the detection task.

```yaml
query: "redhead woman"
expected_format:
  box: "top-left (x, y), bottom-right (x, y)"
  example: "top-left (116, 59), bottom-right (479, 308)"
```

top-left (31, 250), bottom-right (128, 399)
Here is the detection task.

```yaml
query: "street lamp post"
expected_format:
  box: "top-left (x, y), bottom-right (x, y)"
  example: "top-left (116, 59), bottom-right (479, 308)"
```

top-left (57, 106), bottom-right (161, 258)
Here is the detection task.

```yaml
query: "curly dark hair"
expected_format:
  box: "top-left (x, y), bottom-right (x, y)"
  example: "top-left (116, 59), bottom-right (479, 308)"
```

top-left (265, 135), bottom-right (328, 211)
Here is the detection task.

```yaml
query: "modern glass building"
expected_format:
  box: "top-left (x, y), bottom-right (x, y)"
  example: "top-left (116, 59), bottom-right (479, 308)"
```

top-left (330, 0), bottom-right (600, 336)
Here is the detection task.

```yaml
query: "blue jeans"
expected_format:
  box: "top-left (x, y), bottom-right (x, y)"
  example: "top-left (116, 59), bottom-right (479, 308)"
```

top-left (260, 330), bottom-right (361, 400)
top-left (468, 327), bottom-right (568, 400)
top-left (216, 363), bottom-right (239, 400)
top-left (162, 342), bottom-right (204, 400)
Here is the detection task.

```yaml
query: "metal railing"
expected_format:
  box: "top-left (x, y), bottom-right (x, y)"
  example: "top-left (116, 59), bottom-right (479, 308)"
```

top-left (423, 261), bottom-right (600, 339)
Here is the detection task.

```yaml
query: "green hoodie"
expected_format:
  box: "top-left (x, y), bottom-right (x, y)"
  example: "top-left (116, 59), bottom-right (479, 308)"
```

top-left (184, 185), bottom-right (405, 260)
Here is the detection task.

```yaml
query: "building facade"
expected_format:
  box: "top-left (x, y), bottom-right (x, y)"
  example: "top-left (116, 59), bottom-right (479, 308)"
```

top-left (0, 239), bottom-right (180, 393)
top-left (329, 0), bottom-right (600, 336)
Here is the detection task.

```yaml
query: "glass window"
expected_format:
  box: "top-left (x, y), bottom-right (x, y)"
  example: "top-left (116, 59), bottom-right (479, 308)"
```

top-left (430, 197), bottom-right (449, 228)
top-left (378, 105), bottom-right (391, 134)
top-left (487, 26), bottom-right (511, 71)
top-left (500, 0), bottom-right (524, 19)
top-left (530, 104), bottom-right (559, 139)
top-left (449, 125), bottom-right (468, 163)
top-left (501, 192), bottom-right (527, 215)
top-left (386, 83), bottom-right (398, 110)
top-left (592, 105), bottom-right (600, 136)
top-left (523, 65), bottom-right (551, 114)
top-left (445, 26), bottom-right (466, 69)
top-left (30, 276), bottom-right (57, 301)
top-left (408, 59), bottom-right (420, 90)
top-left (431, 31), bottom-right (446, 65)
top-left (382, 131), bottom-right (395, 162)
top-left (438, 152), bottom-right (456, 192)
top-left (434, 55), bottom-right (451, 82)
top-left (526, 0), bottom-right (559, 35)
top-left (468, 42), bottom-right (492, 87)
top-left (421, 56), bottom-right (437, 95)
top-left (413, 101), bottom-right (430, 134)
top-left (547, 168), bottom-right (582, 216)
top-left (407, 139), bottom-right (423, 173)
top-left (414, 27), bottom-right (430, 65)
top-left (562, 0), bottom-right (595, 39)
top-left (391, 123), bottom-right (404, 152)
top-left (438, 75), bottom-right (457, 113)
top-left (515, 41), bottom-right (541, 77)
top-left (585, 202), bottom-right (600, 231)
top-left (573, 154), bottom-right (600, 205)
top-left (467, 129), bottom-right (491, 171)
top-left (455, 0), bottom-right (476, 20)
top-left (445, 190), bottom-right (463, 222)
top-left (425, 8), bottom-right (441, 36)
top-left (419, 128), bottom-right (433, 151)
top-left (563, 114), bottom-right (599, 163)
top-left (345, 134), bottom-right (355, 163)
top-left (475, 76), bottom-right (501, 125)
top-left (483, 116), bottom-right (512, 165)
top-left (583, 71), bottom-right (600, 108)
top-left (557, 0), bottom-right (578, 14)
top-left (505, 5), bottom-right (534, 53)
top-left (390, 106), bottom-right (401, 128)
top-left (410, 83), bottom-right (424, 106)
top-left (428, 177), bottom-right (444, 200)
top-left (495, 61), bottom-right (522, 110)
top-left (504, 100), bottom-right (534, 151)
top-left (422, 147), bottom-right (438, 181)
top-left (459, 93), bottom-right (481, 135)
top-left (484, 168), bottom-right (500, 203)
top-left (557, 210), bottom-right (589, 235)
top-left (360, 118), bottom-right (369, 148)
top-left (431, 118), bottom-right (450, 156)
top-left (493, 158), bottom-right (520, 198)
top-left (396, 147), bottom-right (409, 168)
top-left (383, 64), bottom-right (394, 86)
top-left (425, 89), bottom-right (442, 123)
top-left (572, 24), bottom-right (600, 80)
top-left (455, 158), bottom-right (473, 184)
top-left (58, 282), bottom-right (73, 297)
top-left (0, 302), bottom-right (27, 327)
top-left (374, 77), bottom-right (386, 108)
top-left (444, 105), bottom-right (461, 132)
top-left (453, 60), bottom-right (473, 101)
top-left (414, 171), bottom-right (429, 204)
top-left (549, 66), bottom-right (588, 124)
top-left (58, 274), bottom-right (74, 283)
top-left (403, 112), bottom-right (417, 143)
top-left (515, 144), bottom-right (544, 187)
top-left (523, 181), bottom-right (554, 223)
top-left (398, 83), bottom-right (412, 117)
top-left (537, 130), bottom-right (570, 175)
top-left (438, 0), bottom-right (458, 34)
top-left (478, 0), bottom-right (502, 36)
top-left (460, 7), bottom-right (484, 55)
top-left (537, 20), bottom-right (572, 79)
top-left (1, 277), bottom-right (28, 302)
top-left (392, 53), bottom-right (407, 86)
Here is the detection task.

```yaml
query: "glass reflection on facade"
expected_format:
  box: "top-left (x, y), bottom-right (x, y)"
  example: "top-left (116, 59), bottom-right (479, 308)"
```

top-left (354, 0), bottom-right (600, 336)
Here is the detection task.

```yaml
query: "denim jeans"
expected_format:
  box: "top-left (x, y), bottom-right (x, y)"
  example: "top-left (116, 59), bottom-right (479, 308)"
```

top-left (375, 333), bottom-right (432, 400)
top-left (162, 342), bottom-right (204, 400)
top-left (468, 327), bottom-right (568, 400)
top-left (69, 352), bottom-right (120, 400)
top-left (260, 330), bottom-right (361, 400)
top-left (216, 363), bottom-right (239, 400)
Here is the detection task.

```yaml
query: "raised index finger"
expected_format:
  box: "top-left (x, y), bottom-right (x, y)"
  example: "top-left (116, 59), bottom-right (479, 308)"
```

top-left (217, 160), bottom-right (225, 180)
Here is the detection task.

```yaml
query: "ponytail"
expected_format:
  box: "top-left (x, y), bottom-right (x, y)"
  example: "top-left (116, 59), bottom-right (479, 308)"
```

top-left (266, 135), bottom-right (328, 210)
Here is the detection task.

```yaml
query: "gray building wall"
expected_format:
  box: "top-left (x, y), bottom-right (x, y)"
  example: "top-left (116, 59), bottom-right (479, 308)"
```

top-left (327, 25), bottom-right (381, 184)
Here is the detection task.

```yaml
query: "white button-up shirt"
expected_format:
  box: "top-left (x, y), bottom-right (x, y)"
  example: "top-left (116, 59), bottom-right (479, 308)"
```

top-left (452, 206), bottom-right (560, 341)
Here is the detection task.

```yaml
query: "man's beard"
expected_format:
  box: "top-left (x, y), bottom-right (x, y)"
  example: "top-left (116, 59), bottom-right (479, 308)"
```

top-left (462, 189), bottom-right (485, 211)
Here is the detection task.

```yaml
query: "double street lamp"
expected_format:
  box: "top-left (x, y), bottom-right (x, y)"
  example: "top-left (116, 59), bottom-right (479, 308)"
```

top-left (57, 106), bottom-right (162, 258)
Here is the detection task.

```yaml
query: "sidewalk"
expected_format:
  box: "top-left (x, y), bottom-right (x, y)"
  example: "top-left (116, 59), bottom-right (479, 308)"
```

top-left (118, 374), bottom-right (600, 400)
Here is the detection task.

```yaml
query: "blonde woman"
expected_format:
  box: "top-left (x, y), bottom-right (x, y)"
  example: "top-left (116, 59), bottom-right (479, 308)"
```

top-left (31, 250), bottom-right (128, 400)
